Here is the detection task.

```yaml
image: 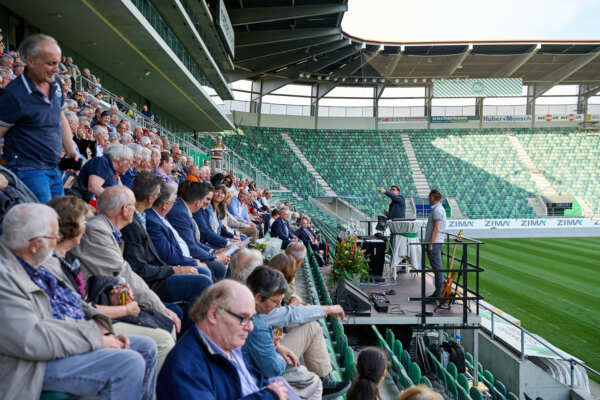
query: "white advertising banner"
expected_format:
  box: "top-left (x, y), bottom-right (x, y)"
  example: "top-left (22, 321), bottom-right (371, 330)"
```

top-left (446, 218), bottom-right (600, 230)
top-left (535, 113), bottom-right (584, 122)
top-left (482, 115), bottom-right (532, 123)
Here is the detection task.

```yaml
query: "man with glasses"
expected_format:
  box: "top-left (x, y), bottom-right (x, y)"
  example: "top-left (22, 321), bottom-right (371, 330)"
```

top-left (0, 203), bottom-right (157, 400)
top-left (243, 267), bottom-right (350, 399)
top-left (157, 279), bottom-right (292, 400)
top-left (71, 186), bottom-right (181, 334)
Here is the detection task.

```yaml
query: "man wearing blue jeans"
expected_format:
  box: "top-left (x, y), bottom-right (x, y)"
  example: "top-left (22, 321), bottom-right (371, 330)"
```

top-left (0, 34), bottom-right (79, 203)
top-left (424, 189), bottom-right (447, 301)
top-left (0, 203), bottom-right (157, 400)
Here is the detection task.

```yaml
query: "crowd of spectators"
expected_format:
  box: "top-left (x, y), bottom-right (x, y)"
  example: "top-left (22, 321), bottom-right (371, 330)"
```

top-left (0, 33), bottom-right (353, 400)
top-left (0, 33), bottom-right (447, 400)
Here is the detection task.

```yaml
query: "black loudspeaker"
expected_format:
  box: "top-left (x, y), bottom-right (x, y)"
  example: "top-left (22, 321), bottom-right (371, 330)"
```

top-left (335, 278), bottom-right (371, 316)
top-left (358, 236), bottom-right (386, 279)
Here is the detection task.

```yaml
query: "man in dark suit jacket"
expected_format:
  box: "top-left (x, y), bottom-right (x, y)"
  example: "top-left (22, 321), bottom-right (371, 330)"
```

top-left (270, 207), bottom-right (296, 249)
top-left (295, 216), bottom-right (325, 266)
top-left (166, 182), bottom-right (228, 280)
top-left (379, 185), bottom-right (406, 219)
top-left (193, 207), bottom-right (229, 249)
top-left (122, 172), bottom-right (212, 305)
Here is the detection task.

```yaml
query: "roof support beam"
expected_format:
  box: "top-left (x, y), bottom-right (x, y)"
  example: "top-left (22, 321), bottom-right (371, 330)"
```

top-left (335, 52), bottom-right (377, 77)
top-left (444, 45), bottom-right (472, 76)
top-left (281, 45), bottom-right (361, 78)
top-left (579, 84), bottom-right (600, 98)
top-left (238, 39), bottom-right (349, 74)
top-left (235, 27), bottom-right (340, 48)
top-left (533, 49), bottom-right (600, 98)
top-left (493, 44), bottom-right (540, 77)
top-left (384, 49), bottom-right (404, 76)
top-left (229, 4), bottom-right (347, 26)
top-left (235, 34), bottom-right (340, 62)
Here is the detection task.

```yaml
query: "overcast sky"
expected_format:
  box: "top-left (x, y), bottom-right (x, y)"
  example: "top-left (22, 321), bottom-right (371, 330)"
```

top-left (342, 0), bottom-right (600, 42)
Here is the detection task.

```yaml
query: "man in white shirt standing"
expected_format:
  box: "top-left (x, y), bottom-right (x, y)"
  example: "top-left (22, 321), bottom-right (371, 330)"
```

top-left (424, 190), bottom-right (446, 302)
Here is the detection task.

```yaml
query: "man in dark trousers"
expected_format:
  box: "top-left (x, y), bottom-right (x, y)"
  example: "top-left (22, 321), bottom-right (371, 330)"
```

top-left (379, 186), bottom-right (405, 219)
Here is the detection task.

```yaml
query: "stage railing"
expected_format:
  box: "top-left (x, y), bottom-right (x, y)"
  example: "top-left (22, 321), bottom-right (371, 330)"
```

top-left (409, 231), bottom-right (485, 327)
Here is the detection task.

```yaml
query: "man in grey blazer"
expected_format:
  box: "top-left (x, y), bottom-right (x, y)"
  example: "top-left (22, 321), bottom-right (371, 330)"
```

top-left (0, 203), bottom-right (157, 400)
top-left (72, 186), bottom-right (180, 328)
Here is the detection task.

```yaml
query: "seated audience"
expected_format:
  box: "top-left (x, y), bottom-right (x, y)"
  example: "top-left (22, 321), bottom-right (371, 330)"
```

top-left (77, 143), bottom-right (132, 201)
top-left (0, 203), bottom-right (156, 400)
top-left (207, 183), bottom-right (241, 242)
top-left (268, 252), bottom-right (300, 305)
top-left (227, 189), bottom-right (259, 243)
top-left (346, 347), bottom-right (387, 400)
top-left (46, 195), bottom-right (175, 372)
top-left (122, 171), bottom-right (213, 305)
top-left (146, 181), bottom-right (212, 276)
top-left (244, 267), bottom-right (350, 399)
top-left (295, 216), bottom-right (325, 267)
top-left (186, 165), bottom-right (201, 182)
top-left (271, 206), bottom-right (297, 249)
top-left (244, 267), bottom-right (323, 399)
top-left (121, 143), bottom-right (142, 188)
top-left (192, 183), bottom-right (232, 250)
top-left (157, 279), bottom-right (292, 400)
top-left (229, 247), bottom-right (263, 282)
top-left (153, 150), bottom-right (175, 183)
top-left (70, 186), bottom-right (181, 332)
top-left (166, 181), bottom-right (228, 280)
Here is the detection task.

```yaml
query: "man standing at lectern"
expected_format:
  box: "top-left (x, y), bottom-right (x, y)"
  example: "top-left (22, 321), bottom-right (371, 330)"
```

top-left (379, 186), bottom-right (405, 219)
top-left (424, 189), bottom-right (446, 302)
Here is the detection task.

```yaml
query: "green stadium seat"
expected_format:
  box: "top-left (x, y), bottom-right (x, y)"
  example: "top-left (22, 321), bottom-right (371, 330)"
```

top-left (447, 361), bottom-right (458, 380)
top-left (401, 350), bottom-right (411, 369)
top-left (457, 373), bottom-right (470, 392)
top-left (408, 362), bottom-right (422, 385)
top-left (507, 392), bottom-right (519, 400)
top-left (495, 380), bottom-right (507, 399)
top-left (422, 376), bottom-right (433, 388)
top-left (470, 387), bottom-right (484, 400)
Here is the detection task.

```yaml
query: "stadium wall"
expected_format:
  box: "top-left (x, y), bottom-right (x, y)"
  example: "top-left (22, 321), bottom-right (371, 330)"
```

top-left (231, 111), bottom-right (587, 130)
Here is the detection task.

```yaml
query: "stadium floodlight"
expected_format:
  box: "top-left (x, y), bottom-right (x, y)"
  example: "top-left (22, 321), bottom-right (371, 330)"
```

top-left (354, 78), bottom-right (359, 83)
top-left (361, 42), bottom-right (367, 49)
top-left (378, 44), bottom-right (384, 52)
top-left (536, 43), bottom-right (542, 50)
top-left (394, 79), bottom-right (399, 84)
top-left (299, 73), bottom-right (304, 78)
top-left (400, 45), bottom-right (405, 53)
top-left (468, 43), bottom-right (474, 51)
top-left (341, 77), bottom-right (346, 82)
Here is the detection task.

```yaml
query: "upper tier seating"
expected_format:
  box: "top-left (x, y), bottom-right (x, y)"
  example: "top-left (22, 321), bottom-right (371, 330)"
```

top-left (199, 127), bottom-right (320, 198)
top-left (409, 129), bottom-right (538, 218)
top-left (516, 129), bottom-right (600, 214)
top-left (289, 129), bottom-right (418, 217)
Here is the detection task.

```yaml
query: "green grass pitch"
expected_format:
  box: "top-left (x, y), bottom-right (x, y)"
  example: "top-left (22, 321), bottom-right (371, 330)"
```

top-left (456, 237), bottom-right (600, 382)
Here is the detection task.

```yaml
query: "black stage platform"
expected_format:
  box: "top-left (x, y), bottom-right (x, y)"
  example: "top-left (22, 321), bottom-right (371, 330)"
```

top-left (322, 266), bottom-right (481, 328)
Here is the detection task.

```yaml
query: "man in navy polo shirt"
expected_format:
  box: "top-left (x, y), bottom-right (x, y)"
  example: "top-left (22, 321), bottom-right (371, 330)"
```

top-left (0, 34), bottom-right (79, 203)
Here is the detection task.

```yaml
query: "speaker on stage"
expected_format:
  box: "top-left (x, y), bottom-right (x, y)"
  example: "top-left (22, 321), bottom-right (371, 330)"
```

top-left (358, 236), bottom-right (386, 280)
top-left (335, 278), bottom-right (371, 316)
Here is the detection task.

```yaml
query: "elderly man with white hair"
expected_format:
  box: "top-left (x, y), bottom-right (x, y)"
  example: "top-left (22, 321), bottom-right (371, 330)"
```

top-left (229, 247), bottom-right (263, 282)
top-left (93, 124), bottom-right (109, 156)
top-left (120, 143), bottom-right (143, 188)
top-left (72, 185), bottom-right (181, 329)
top-left (0, 203), bottom-right (157, 400)
top-left (77, 143), bottom-right (132, 201)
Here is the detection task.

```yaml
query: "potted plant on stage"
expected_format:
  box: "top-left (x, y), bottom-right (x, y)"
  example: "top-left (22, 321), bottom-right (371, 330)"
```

top-left (331, 235), bottom-right (370, 285)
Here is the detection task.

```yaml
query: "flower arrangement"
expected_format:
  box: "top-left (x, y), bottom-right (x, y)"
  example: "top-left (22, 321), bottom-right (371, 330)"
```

top-left (331, 235), bottom-right (370, 282)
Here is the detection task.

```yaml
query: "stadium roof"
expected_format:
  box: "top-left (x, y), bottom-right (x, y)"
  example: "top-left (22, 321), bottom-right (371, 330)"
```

top-left (227, 0), bottom-right (600, 96)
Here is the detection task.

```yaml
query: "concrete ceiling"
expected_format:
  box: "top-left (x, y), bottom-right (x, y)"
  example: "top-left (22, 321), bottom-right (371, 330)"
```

top-left (3, 0), bottom-right (234, 132)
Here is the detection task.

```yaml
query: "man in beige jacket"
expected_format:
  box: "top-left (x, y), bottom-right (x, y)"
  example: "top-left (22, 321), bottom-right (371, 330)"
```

top-left (0, 203), bottom-right (157, 400)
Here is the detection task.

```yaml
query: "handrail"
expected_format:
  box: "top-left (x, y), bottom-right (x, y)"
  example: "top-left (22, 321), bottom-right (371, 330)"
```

top-left (477, 301), bottom-right (600, 386)
top-left (75, 75), bottom-right (284, 190)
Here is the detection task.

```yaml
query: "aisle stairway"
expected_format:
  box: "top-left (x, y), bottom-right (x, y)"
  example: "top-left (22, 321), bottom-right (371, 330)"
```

top-left (401, 133), bottom-right (430, 197)
top-left (506, 134), bottom-right (558, 199)
top-left (280, 132), bottom-right (336, 196)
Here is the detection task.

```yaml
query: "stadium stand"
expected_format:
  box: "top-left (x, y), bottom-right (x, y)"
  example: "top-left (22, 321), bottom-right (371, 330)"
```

top-left (409, 129), bottom-right (539, 219)
top-left (517, 130), bottom-right (600, 214)
top-left (289, 128), bottom-right (419, 217)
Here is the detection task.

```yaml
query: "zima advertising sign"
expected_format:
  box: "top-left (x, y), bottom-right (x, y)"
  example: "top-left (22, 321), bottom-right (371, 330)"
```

top-left (446, 218), bottom-right (600, 230)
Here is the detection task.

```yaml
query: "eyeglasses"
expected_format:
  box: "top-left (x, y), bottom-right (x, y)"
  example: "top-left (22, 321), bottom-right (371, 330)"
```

top-left (218, 306), bottom-right (254, 327)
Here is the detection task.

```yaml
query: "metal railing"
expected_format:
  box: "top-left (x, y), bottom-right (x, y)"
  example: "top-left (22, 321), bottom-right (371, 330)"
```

top-left (478, 301), bottom-right (600, 387)
top-left (75, 75), bottom-right (283, 190)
